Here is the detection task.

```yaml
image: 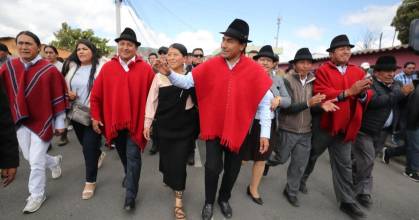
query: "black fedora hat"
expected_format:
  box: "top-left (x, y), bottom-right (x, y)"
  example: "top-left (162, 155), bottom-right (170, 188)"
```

top-left (290, 48), bottom-right (313, 63)
top-left (326, 34), bottom-right (354, 52)
top-left (220, 18), bottom-right (252, 43)
top-left (115, 27), bottom-right (141, 47)
top-left (0, 43), bottom-right (11, 55)
top-left (253, 45), bottom-right (278, 62)
top-left (371, 55), bottom-right (400, 71)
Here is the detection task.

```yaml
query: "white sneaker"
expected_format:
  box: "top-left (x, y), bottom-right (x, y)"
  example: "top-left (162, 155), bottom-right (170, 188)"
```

top-left (67, 125), bottom-right (73, 131)
top-left (23, 195), bottom-right (46, 214)
top-left (97, 151), bottom-right (106, 169)
top-left (51, 155), bottom-right (62, 179)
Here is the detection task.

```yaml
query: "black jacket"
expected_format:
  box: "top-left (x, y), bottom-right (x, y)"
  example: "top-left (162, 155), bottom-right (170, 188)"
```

top-left (0, 81), bottom-right (19, 169)
top-left (407, 84), bottom-right (419, 130)
top-left (360, 77), bottom-right (405, 136)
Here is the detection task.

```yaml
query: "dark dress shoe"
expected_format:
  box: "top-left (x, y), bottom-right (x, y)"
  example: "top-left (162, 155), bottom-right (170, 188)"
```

top-left (124, 198), bottom-right (135, 211)
top-left (283, 189), bottom-right (299, 207)
top-left (201, 203), bottom-right (213, 220)
top-left (340, 202), bottom-right (366, 219)
top-left (247, 186), bottom-right (263, 205)
top-left (356, 194), bottom-right (372, 209)
top-left (122, 177), bottom-right (127, 188)
top-left (218, 200), bottom-right (233, 218)
top-left (299, 182), bottom-right (308, 194)
top-left (187, 152), bottom-right (195, 166)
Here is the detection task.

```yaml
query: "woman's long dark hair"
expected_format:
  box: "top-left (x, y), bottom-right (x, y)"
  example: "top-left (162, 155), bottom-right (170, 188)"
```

top-left (69, 39), bottom-right (100, 92)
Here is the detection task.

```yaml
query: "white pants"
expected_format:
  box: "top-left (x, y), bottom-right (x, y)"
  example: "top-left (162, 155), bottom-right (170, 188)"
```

top-left (16, 126), bottom-right (58, 198)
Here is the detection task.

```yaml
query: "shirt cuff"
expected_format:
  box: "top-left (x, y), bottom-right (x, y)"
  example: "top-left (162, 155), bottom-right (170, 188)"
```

top-left (144, 117), bottom-right (153, 129)
top-left (260, 124), bottom-right (271, 139)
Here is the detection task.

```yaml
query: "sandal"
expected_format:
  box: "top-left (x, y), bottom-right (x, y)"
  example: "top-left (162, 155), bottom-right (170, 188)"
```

top-left (82, 182), bottom-right (96, 200)
top-left (174, 191), bottom-right (186, 220)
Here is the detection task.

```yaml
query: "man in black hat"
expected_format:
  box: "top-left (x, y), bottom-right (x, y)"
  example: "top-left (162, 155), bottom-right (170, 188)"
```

top-left (0, 43), bottom-right (11, 66)
top-left (90, 27), bottom-right (155, 211)
top-left (267, 48), bottom-right (338, 207)
top-left (155, 18), bottom-right (273, 220)
top-left (352, 55), bottom-right (406, 209)
top-left (300, 34), bottom-right (373, 219)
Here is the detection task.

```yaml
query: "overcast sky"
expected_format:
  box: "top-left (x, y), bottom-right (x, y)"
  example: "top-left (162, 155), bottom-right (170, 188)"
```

top-left (0, 0), bottom-right (402, 61)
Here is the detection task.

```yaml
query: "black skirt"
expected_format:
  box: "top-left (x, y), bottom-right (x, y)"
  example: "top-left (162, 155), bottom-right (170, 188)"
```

top-left (240, 119), bottom-right (276, 161)
top-left (157, 137), bottom-right (194, 191)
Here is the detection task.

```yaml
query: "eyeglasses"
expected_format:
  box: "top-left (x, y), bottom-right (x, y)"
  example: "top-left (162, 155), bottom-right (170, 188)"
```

top-left (193, 54), bottom-right (204, 58)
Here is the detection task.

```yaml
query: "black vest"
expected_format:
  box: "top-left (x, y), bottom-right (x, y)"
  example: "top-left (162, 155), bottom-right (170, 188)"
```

top-left (152, 83), bottom-right (199, 139)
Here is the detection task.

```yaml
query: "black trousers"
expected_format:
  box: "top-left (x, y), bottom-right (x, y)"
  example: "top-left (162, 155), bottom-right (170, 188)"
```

top-left (205, 139), bottom-right (242, 204)
top-left (72, 121), bottom-right (102, 183)
top-left (113, 130), bottom-right (142, 200)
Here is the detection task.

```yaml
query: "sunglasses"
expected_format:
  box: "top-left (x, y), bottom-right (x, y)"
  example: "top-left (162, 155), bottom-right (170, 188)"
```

top-left (193, 54), bottom-right (204, 58)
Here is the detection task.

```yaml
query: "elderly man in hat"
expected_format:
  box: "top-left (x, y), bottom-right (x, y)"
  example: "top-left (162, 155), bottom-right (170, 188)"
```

top-left (90, 27), bottom-right (155, 211)
top-left (155, 18), bottom-right (272, 220)
top-left (299, 34), bottom-right (373, 219)
top-left (0, 43), bottom-right (12, 66)
top-left (352, 55), bottom-right (406, 208)
top-left (267, 48), bottom-right (339, 207)
top-left (1, 31), bottom-right (68, 213)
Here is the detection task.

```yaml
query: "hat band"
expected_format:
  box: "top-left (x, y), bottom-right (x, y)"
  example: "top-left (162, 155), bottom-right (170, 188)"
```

top-left (222, 28), bottom-right (248, 41)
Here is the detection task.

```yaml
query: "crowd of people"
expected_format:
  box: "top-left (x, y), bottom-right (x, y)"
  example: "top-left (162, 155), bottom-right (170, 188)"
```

top-left (0, 18), bottom-right (418, 220)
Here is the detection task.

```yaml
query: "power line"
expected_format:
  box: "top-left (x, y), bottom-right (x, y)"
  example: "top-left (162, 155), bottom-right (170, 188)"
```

top-left (153, 0), bottom-right (196, 31)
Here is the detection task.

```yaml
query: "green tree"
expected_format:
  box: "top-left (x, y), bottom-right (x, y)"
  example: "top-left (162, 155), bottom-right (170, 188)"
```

top-left (50, 22), bottom-right (112, 56)
top-left (391, 0), bottom-right (419, 44)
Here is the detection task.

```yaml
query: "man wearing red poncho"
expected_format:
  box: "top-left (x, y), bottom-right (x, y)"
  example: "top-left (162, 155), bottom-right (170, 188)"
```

top-left (1, 31), bottom-right (68, 214)
top-left (90, 27), bottom-right (155, 211)
top-left (156, 19), bottom-right (273, 220)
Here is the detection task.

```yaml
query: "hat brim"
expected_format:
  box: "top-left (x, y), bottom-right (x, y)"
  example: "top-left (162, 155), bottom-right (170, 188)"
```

top-left (220, 32), bottom-right (252, 43)
top-left (326, 44), bottom-right (354, 52)
top-left (371, 64), bottom-right (400, 71)
top-left (253, 53), bottom-right (278, 62)
top-left (289, 58), bottom-right (314, 64)
top-left (115, 37), bottom-right (141, 47)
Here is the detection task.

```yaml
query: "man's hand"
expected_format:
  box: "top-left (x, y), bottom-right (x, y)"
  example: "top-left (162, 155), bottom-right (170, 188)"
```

top-left (143, 127), bottom-right (151, 141)
top-left (401, 84), bottom-right (414, 96)
top-left (321, 99), bottom-right (340, 112)
top-left (308, 93), bottom-right (326, 107)
top-left (154, 59), bottom-right (170, 76)
top-left (92, 119), bottom-right (103, 134)
top-left (54, 128), bottom-right (65, 136)
top-left (270, 96), bottom-right (281, 111)
top-left (259, 137), bottom-right (269, 154)
top-left (2, 168), bottom-right (17, 187)
top-left (68, 91), bottom-right (77, 101)
top-left (346, 79), bottom-right (372, 96)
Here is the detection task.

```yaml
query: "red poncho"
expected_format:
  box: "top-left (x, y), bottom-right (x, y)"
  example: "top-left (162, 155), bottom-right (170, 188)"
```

top-left (192, 55), bottom-right (272, 152)
top-left (0, 58), bottom-right (68, 142)
top-left (314, 61), bottom-right (373, 142)
top-left (90, 56), bottom-right (154, 150)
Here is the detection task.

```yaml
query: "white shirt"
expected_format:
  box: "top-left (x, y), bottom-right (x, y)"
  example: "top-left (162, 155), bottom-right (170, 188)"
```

top-left (119, 56), bottom-right (136, 72)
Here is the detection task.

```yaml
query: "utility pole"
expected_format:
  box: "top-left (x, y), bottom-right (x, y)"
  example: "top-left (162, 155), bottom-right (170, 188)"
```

top-left (115, 0), bottom-right (122, 37)
top-left (275, 16), bottom-right (281, 49)
top-left (379, 32), bottom-right (383, 49)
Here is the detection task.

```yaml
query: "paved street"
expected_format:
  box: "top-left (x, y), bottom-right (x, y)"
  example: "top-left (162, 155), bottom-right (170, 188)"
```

top-left (0, 131), bottom-right (418, 220)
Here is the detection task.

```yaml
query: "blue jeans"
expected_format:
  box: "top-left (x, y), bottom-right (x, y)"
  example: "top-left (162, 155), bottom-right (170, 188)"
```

top-left (406, 128), bottom-right (419, 172)
top-left (113, 130), bottom-right (142, 200)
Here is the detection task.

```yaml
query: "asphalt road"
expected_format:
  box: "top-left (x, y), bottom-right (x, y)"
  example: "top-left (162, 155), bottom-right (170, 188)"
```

top-left (0, 131), bottom-right (418, 220)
